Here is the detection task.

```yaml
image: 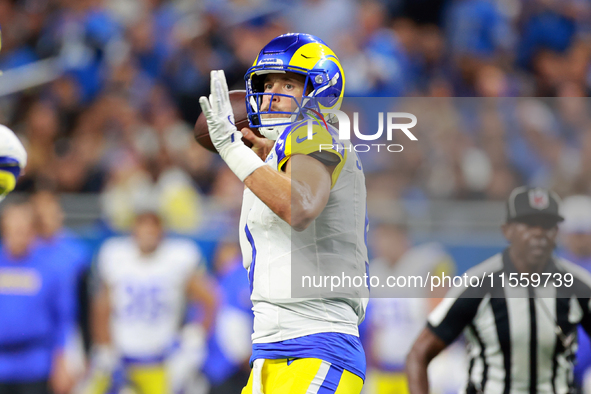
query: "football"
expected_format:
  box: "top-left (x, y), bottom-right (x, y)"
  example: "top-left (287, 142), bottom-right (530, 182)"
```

top-left (194, 90), bottom-right (262, 153)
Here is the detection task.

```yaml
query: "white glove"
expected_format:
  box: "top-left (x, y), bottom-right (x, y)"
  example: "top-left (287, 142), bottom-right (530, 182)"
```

top-left (78, 346), bottom-right (119, 394)
top-left (199, 70), bottom-right (265, 181)
top-left (90, 345), bottom-right (119, 373)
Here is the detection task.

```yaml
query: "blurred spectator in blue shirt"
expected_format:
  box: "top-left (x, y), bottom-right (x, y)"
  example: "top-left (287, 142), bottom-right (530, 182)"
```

top-left (365, 28), bottom-right (411, 97)
top-left (444, 0), bottom-right (515, 96)
top-left (202, 242), bottom-right (252, 394)
top-left (516, 0), bottom-right (589, 95)
top-left (31, 191), bottom-right (93, 354)
top-left (0, 203), bottom-right (76, 394)
top-left (361, 1), bottom-right (412, 97)
top-left (518, 2), bottom-right (577, 70)
top-left (446, 0), bottom-right (515, 59)
top-left (0, 0), bottom-right (39, 72)
top-left (38, 0), bottom-right (122, 103)
top-left (286, 0), bottom-right (357, 54)
top-left (127, 16), bottom-right (169, 81)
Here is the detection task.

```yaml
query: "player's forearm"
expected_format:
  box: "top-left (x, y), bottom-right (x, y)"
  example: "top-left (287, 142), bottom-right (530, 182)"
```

top-left (244, 166), bottom-right (315, 231)
top-left (187, 273), bottom-right (218, 333)
top-left (198, 294), bottom-right (217, 333)
top-left (50, 350), bottom-right (74, 394)
top-left (405, 350), bottom-right (431, 394)
top-left (91, 286), bottom-right (112, 345)
top-left (244, 166), bottom-right (291, 223)
top-left (406, 328), bottom-right (447, 394)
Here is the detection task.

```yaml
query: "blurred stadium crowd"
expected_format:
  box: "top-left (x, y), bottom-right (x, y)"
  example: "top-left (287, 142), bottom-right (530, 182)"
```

top-left (0, 0), bottom-right (590, 222)
top-left (2, 0), bottom-right (591, 392)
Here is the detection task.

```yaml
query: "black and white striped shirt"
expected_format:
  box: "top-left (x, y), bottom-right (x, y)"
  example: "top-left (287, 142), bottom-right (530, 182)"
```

top-left (428, 250), bottom-right (591, 394)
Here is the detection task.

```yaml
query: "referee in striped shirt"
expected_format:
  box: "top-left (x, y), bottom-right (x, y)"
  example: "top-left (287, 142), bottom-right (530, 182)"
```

top-left (406, 186), bottom-right (591, 394)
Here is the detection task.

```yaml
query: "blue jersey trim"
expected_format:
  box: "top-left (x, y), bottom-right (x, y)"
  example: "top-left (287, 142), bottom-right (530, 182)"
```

top-left (250, 332), bottom-right (366, 380)
top-left (121, 354), bottom-right (167, 365)
top-left (244, 224), bottom-right (256, 295)
top-left (274, 137), bottom-right (287, 170)
top-left (0, 156), bottom-right (21, 179)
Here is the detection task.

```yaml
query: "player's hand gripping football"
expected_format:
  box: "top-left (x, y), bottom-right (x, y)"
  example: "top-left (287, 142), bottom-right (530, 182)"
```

top-left (242, 127), bottom-right (275, 161)
top-left (198, 70), bottom-right (243, 154)
top-left (199, 70), bottom-right (265, 181)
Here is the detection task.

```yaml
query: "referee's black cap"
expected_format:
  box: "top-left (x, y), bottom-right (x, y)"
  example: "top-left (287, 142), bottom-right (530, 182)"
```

top-left (506, 186), bottom-right (564, 224)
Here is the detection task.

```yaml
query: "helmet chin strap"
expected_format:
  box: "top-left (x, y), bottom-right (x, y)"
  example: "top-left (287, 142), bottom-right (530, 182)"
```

top-left (259, 117), bottom-right (292, 140)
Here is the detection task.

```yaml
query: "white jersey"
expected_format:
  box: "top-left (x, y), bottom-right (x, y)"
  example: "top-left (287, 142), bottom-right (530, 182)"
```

top-left (367, 243), bottom-right (454, 366)
top-left (366, 244), bottom-right (466, 394)
top-left (239, 119), bottom-right (369, 344)
top-left (98, 237), bottom-right (202, 358)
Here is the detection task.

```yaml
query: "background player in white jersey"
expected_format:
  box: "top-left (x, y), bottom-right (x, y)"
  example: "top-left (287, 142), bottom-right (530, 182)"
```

top-left (0, 124), bottom-right (27, 202)
top-left (199, 33), bottom-right (369, 394)
top-left (363, 221), bottom-right (465, 394)
top-left (88, 211), bottom-right (217, 394)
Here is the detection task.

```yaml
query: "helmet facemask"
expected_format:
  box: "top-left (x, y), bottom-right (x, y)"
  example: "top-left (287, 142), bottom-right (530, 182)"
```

top-left (245, 66), bottom-right (339, 140)
top-left (244, 33), bottom-right (345, 140)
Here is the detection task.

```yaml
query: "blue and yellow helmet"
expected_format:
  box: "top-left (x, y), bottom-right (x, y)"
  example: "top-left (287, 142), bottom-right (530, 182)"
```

top-left (244, 33), bottom-right (345, 130)
top-left (0, 125), bottom-right (27, 202)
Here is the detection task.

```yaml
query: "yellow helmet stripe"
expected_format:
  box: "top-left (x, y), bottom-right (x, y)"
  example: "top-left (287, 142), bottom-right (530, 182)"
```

top-left (289, 42), bottom-right (336, 69)
top-left (289, 43), bottom-right (345, 110)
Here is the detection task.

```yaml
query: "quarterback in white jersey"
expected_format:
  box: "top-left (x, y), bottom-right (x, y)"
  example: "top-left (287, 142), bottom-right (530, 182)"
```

top-left (0, 124), bottom-right (27, 201)
top-left (89, 212), bottom-right (217, 394)
top-left (199, 33), bottom-right (368, 394)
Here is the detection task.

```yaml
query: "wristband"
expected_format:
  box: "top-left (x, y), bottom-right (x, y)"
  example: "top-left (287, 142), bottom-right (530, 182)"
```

top-left (219, 133), bottom-right (266, 182)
